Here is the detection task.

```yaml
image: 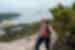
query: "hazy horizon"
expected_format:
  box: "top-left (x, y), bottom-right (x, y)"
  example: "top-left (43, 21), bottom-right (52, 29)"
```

top-left (0, 0), bottom-right (74, 24)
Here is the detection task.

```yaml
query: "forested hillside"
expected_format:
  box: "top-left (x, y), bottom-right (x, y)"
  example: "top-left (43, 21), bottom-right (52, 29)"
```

top-left (0, 24), bottom-right (32, 42)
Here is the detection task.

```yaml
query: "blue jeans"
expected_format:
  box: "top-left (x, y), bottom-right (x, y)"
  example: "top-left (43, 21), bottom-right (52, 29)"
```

top-left (35, 36), bottom-right (50, 50)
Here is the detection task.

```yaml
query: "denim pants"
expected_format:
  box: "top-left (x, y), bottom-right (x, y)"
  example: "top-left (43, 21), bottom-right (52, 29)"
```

top-left (35, 36), bottom-right (50, 50)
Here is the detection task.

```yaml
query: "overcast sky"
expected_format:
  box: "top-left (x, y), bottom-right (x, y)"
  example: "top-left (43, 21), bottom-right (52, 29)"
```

top-left (0, 0), bottom-right (75, 24)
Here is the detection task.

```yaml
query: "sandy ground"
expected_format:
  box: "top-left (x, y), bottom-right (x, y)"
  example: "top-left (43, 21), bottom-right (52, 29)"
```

top-left (0, 32), bottom-right (58, 50)
top-left (0, 36), bottom-right (34, 50)
top-left (0, 34), bottom-right (44, 50)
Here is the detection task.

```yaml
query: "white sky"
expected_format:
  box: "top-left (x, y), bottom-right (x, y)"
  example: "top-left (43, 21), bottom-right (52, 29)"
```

top-left (0, 0), bottom-right (75, 24)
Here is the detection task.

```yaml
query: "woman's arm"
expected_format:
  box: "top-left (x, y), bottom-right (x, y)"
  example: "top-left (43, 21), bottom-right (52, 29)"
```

top-left (49, 25), bottom-right (55, 33)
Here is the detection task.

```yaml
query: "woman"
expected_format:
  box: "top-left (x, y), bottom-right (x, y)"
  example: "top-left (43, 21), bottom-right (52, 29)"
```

top-left (35, 19), bottom-right (54, 50)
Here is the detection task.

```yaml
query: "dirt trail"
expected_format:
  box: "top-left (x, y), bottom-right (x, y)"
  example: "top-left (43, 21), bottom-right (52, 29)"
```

top-left (0, 36), bottom-right (34, 50)
top-left (0, 32), bottom-right (58, 50)
top-left (0, 34), bottom-right (43, 50)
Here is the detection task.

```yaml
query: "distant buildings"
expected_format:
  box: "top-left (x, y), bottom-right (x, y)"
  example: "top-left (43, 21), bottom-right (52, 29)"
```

top-left (0, 23), bottom-right (24, 36)
top-left (10, 26), bottom-right (23, 32)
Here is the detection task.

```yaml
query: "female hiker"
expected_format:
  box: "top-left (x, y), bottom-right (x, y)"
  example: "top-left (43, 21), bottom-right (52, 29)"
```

top-left (35, 19), bottom-right (56, 50)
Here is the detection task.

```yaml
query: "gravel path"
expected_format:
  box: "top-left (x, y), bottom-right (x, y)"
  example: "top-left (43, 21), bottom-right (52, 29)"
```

top-left (0, 32), bottom-right (58, 50)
